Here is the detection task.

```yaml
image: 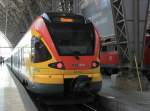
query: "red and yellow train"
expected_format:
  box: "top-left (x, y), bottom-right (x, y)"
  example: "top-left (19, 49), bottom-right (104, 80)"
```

top-left (7, 12), bottom-right (102, 95)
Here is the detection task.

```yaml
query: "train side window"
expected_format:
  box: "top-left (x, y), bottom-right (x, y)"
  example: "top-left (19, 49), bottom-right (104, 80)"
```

top-left (145, 39), bottom-right (150, 47)
top-left (147, 41), bottom-right (150, 48)
top-left (115, 46), bottom-right (118, 51)
top-left (31, 37), bottom-right (52, 63)
top-left (108, 46), bottom-right (115, 52)
top-left (101, 46), bottom-right (107, 52)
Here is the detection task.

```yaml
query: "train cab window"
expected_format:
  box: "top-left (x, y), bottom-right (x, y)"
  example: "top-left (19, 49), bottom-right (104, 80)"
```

top-left (115, 46), bottom-right (118, 51)
top-left (31, 37), bottom-right (51, 63)
top-left (46, 22), bottom-right (95, 56)
top-left (101, 46), bottom-right (107, 52)
top-left (108, 46), bottom-right (115, 52)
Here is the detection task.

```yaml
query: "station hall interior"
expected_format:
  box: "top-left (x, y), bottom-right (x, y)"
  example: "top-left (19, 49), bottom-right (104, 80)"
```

top-left (0, 0), bottom-right (150, 111)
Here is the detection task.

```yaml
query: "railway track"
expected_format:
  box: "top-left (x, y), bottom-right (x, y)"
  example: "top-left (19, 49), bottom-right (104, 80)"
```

top-left (34, 103), bottom-right (99, 111)
top-left (77, 103), bottom-right (98, 111)
top-left (29, 92), bottom-right (109, 111)
top-left (48, 104), bottom-right (99, 111)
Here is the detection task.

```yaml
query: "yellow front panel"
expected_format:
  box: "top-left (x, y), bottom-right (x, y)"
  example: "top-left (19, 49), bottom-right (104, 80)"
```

top-left (30, 62), bottom-right (102, 84)
top-left (92, 73), bottom-right (102, 82)
top-left (32, 74), bottom-right (64, 84)
top-left (32, 73), bottom-right (102, 84)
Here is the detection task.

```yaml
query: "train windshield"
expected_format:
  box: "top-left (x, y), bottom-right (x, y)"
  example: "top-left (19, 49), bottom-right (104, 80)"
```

top-left (48, 23), bottom-right (95, 56)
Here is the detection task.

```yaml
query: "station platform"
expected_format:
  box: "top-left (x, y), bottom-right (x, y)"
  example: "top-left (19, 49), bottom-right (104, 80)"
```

top-left (99, 75), bottom-right (150, 111)
top-left (0, 64), bottom-right (37, 111)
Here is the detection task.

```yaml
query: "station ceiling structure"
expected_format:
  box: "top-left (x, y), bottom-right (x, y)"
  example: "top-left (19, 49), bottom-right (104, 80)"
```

top-left (0, 0), bottom-right (79, 47)
top-left (111, 0), bottom-right (150, 75)
top-left (0, 0), bottom-right (150, 67)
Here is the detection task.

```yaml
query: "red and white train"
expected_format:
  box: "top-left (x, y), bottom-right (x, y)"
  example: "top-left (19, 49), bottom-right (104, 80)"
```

top-left (100, 35), bottom-right (150, 78)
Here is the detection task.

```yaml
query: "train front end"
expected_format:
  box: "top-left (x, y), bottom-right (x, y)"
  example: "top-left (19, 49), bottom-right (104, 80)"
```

top-left (29, 13), bottom-right (102, 95)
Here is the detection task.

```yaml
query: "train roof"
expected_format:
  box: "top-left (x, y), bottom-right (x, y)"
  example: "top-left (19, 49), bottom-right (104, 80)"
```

top-left (41, 12), bottom-right (90, 24)
top-left (42, 12), bottom-right (83, 18)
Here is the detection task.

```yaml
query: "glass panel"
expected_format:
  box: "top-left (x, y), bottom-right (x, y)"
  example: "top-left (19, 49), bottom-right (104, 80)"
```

top-left (115, 46), bottom-right (118, 51)
top-left (31, 37), bottom-right (51, 63)
top-left (107, 45), bottom-right (115, 52)
top-left (47, 23), bottom-right (95, 56)
top-left (101, 46), bottom-right (107, 52)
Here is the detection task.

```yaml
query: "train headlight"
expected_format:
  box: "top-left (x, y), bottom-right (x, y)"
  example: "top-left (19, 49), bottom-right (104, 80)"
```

top-left (57, 62), bottom-right (63, 69)
top-left (91, 61), bottom-right (99, 68)
top-left (48, 62), bottom-right (65, 69)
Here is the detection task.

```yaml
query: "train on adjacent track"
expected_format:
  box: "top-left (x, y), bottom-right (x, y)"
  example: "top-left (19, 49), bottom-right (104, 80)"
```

top-left (142, 34), bottom-right (150, 80)
top-left (100, 38), bottom-right (119, 75)
top-left (100, 35), bottom-right (150, 78)
top-left (7, 12), bottom-right (102, 95)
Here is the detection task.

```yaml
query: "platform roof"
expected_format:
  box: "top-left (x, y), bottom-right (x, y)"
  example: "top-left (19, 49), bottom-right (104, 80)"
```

top-left (0, 0), bottom-right (75, 47)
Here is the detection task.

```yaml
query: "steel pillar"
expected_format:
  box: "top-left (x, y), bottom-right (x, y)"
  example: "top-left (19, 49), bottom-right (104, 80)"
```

top-left (52, 0), bottom-right (60, 12)
top-left (111, 0), bottom-right (149, 71)
top-left (23, 0), bottom-right (34, 21)
top-left (73, 0), bottom-right (81, 14)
